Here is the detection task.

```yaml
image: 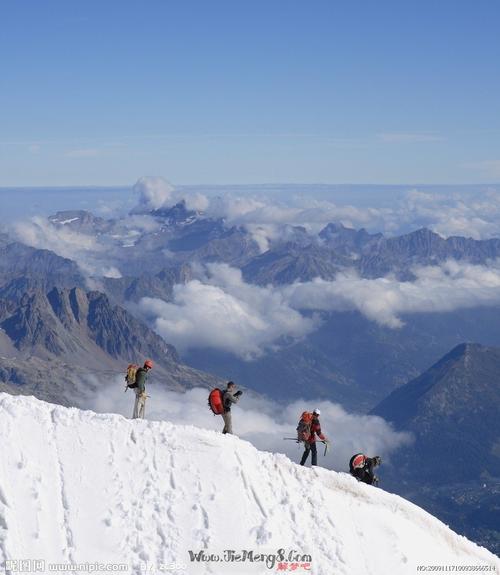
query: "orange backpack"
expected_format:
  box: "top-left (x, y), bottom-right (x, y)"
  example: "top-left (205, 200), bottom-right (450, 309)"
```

top-left (296, 411), bottom-right (313, 442)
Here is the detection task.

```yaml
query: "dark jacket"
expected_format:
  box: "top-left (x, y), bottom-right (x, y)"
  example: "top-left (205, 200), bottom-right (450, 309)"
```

top-left (307, 416), bottom-right (326, 444)
top-left (223, 388), bottom-right (240, 413)
top-left (135, 367), bottom-right (149, 394)
top-left (349, 453), bottom-right (377, 485)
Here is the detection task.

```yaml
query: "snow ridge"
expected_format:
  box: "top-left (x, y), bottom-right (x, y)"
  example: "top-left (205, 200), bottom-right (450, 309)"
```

top-left (0, 393), bottom-right (498, 575)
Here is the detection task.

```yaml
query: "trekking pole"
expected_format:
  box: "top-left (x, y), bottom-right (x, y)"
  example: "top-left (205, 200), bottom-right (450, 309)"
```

top-left (283, 437), bottom-right (299, 441)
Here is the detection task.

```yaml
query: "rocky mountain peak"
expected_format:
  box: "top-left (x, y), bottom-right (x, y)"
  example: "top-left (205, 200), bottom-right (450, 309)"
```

top-left (373, 342), bottom-right (497, 424)
top-left (318, 222), bottom-right (382, 252)
top-left (46, 286), bottom-right (89, 328)
top-left (386, 227), bottom-right (443, 252)
top-left (48, 210), bottom-right (113, 235)
top-left (371, 342), bottom-right (500, 482)
top-left (151, 200), bottom-right (200, 226)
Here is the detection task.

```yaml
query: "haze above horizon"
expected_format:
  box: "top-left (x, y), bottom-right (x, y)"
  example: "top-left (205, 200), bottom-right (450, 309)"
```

top-left (1, 0), bottom-right (499, 186)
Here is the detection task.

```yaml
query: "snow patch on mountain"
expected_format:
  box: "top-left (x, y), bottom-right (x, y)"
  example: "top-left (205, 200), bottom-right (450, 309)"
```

top-left (0, 393), bottom-right (497, 575)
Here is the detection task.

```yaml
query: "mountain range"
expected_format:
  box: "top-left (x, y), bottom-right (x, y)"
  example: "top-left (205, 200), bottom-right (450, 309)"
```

top-left (5, 208), bottom-right (500, 408)
top-left (3, 205), bottom-right (500, 554)
top-left (0, 283), bottom-right (219, 406)
top-left (43, 204), bottom-right (500, 284)
top-left (372, 343), bottom-right (500, 554)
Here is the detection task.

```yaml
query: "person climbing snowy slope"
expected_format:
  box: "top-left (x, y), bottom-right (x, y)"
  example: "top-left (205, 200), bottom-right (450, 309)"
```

top-left (132, 359), bottom-right (153, 419)
top-left (222, 381), bottom-right (242, 434)
top-left (349, 453), bottom-right (382, 486)
top-left (299, 408), bottom-right (329, 466)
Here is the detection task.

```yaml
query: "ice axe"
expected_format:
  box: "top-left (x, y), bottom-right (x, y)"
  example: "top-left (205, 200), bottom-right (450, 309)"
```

top-left (323, 440), bottom-right (330, 457)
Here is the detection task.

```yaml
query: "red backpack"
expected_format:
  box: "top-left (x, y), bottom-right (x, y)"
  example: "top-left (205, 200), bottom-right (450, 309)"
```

top-left (296, 411), bottom-right (313, 442)
top-left (208, 388), bottom-right (224, 415)
top-left (352, 454), bottom-right (366, 469)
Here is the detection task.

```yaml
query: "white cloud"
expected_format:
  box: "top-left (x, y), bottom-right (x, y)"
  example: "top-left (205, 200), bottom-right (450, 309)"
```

top-left (12, 182), bottom-right (500, 348)
top-left (394, 189), bottom-right (500, 239)
top-left (15, 216), bottom-right (100, 255)
top-left (214, 187), bottom-right (500, 242)
top-left (242, 224), bottom-right (277, 253)
top-left (13, 216), bottom-right (118, 279)
top-left (184, 191), bottom-right (210, 212)
top-left (132, 176), bottom-right (210, 213)
top-left (138, 260), bottom-right (500, 357)
top-left (283, 260), bottom-right (500, 328)
top-left (133, 176), bottom-right (176, 210)
top-left (130, 177), bottom-right (500, 241)
top-left (102, 266), bottom-right (122, 279)
top-left (206, 195), bottom-right (278, 221)
top-left (87, 381), bottom-right (413, 473)
top-left (139, 264), bottom-right (318, 359)
top-left (118, 214), bottom-right (161, 233)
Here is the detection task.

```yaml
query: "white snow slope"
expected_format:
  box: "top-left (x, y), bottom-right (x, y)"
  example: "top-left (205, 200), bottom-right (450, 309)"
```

top-left (0, 393), bottom-right (498, 575)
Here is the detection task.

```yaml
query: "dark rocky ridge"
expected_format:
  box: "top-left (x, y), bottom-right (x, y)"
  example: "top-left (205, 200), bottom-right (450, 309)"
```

top-left (0, 241), bottom-right (85, 293)
top-left (372, 343), bottom-right (500, 555)
top-left (244, 225), bottom-right (500, 285)
top-left (0, 286), bottom-right (220, 398)
top-left (372, 342), bottom-right (500, 481)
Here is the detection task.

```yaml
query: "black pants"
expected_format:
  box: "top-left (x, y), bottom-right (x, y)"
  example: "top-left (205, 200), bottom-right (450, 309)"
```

top-left (300, 442), bottom-right (317, 466)
top-left (351, 466), bottom-right (376, 485)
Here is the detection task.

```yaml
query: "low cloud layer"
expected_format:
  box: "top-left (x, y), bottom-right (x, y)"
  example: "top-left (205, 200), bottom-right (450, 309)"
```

top-left (88, 381), bottom-right (412, 474)
top-left (13, 216), bottom-right (115, 278)
top-left (10, 180), bottom-right (500, 358)
top-left (140, 261), bottom-right (500, 356)
top-left (140, 264), bottom-right (317, 359)
top-left (132, 179), bottom-right (500, 242)
top-left (284, 261), bottom-right (500, 328)
top-left (12, 180), bottom-right (500, 283)
top-left (12, 211), bottom-right (163, 280)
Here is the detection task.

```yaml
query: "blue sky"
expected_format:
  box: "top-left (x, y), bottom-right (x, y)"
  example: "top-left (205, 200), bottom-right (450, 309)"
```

top-left (1, 0), bottom-right (499, 186)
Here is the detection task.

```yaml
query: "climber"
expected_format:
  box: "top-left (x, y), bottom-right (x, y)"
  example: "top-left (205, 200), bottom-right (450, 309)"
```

top-left (132, 359), bottom-right (153, 419)
top-left (222, 381), bottom-right (242, 435)
top-left (349, 453), bottom-right (382, 486)
top-left (300, 408), bottom-right (329, 466)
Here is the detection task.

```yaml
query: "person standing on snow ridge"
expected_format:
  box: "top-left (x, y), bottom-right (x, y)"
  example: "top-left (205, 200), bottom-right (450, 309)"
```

top-left (222, 381), bottom-right (242, 435)
top-left (300, 408), bottom-right (329, 466)
top-left (132, 359), bottom-right (153, 419)
top-left (349, 453), bottom-right (381, 486)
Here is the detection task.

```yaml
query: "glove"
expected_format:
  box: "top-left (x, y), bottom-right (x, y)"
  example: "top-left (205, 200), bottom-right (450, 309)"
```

top-left (235, 390), bottom-right (243, 397)
top-left (373, 456), bottom-right (382, 466)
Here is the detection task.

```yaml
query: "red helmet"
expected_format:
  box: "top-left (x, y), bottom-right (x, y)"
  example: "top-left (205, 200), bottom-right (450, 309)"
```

top-left (144, 359), bottom-right (154, 369)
